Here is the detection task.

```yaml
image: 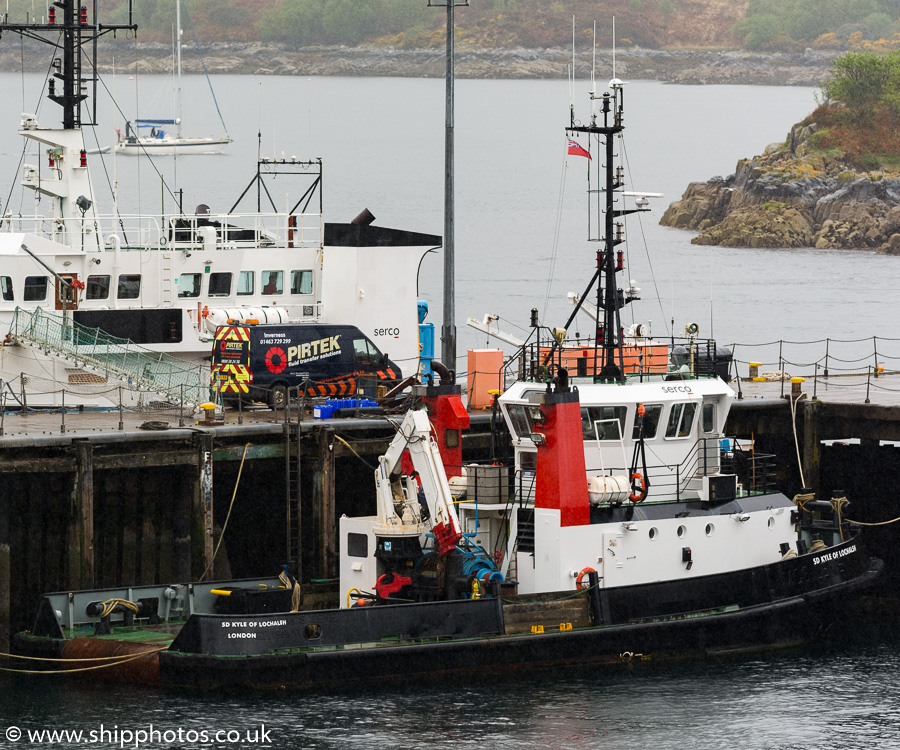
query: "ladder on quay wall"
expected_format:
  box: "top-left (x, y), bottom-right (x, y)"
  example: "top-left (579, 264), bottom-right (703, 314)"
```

top-left (7, 307), bottom-right (209, 405)
top-left (285, 419), bottom-right (302, 581)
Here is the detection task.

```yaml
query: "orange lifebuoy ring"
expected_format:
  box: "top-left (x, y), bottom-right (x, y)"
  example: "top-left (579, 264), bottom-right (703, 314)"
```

top-left (576, 567), bottom-right (596, 590)
top-left (629, 472), bottom-right (647, 503)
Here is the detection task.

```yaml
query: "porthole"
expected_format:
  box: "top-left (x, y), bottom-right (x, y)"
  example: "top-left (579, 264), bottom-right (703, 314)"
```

top-left (767, 517), bottom-right (775, 529)
top-left (705, 523), bottom-right (715, 537)
top-left (649, 527), bottom-right (659, 541)
top-left (677, 525), bottom-right (687, 538)
top-left (305, 624), bottom-right (322, 640)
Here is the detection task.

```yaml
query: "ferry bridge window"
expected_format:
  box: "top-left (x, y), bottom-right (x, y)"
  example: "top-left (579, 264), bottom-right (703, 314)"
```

top-left (1, 276), bottom-right (13, 301)
top-left (117, 274), bottom-right (141, 300)
top-left (633, 404), bottom-right (663, 440)
top-left (291, 269), bottom-right (313, 295)
top-left (581, 405), bottom-right (627, 441)
top-left (665, 402), bottom-right (697, 438)
top-left (178, 273), bottom-right (201, 298)
top-left (23, 276), bottom-right (48, 301)
top-left (209, 272), bottom-right (232, 297)
top-left (262, 270), bottom-right (283, 295)
top-left (702, 402), bottom-right (716, 433)
top-left (86, 275), bottom-right (110, 300)
top-left (237, 271), bottom-right (254, 296)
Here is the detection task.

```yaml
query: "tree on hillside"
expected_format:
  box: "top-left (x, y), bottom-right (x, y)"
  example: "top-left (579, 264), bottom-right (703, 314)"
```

top-left (820, 49), bottom-right (900, 130)
top-left (734, 0), bottom-right (900, 50)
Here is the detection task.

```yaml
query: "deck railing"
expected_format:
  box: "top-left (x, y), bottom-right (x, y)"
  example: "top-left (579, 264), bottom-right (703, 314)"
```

top-left (0, 211), bottom-right (323, 251)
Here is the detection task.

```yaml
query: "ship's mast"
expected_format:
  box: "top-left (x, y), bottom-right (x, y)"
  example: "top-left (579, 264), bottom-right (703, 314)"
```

top-left (0, 0), bottom-right (137, 129)
top-left (567, 80), bottom-right (644, 383)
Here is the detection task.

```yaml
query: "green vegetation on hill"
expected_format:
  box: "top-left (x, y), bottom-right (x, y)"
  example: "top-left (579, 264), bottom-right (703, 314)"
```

top-left (799, 50), bottom-right (900, 170)
top-left (734, 0), bottom-right (900, 51)
top-left (256, 0), bottom-right (431, 47)
top-left (0, 0), bottom-right (746, 49)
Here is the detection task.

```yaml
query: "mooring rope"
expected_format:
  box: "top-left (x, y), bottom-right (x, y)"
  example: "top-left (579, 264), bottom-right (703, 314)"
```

top-left (0, 646), bottom-right (168, 675)
top-left (199, 442), bottom-right (250, 582)
top-left (333, 434), bottom-right (376, 469)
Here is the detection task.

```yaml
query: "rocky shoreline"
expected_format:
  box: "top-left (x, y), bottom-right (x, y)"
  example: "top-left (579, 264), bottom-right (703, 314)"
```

top-left (0, 43), bottom-right (839, 86)
top-left (660, 123), bottom-right (900, 253)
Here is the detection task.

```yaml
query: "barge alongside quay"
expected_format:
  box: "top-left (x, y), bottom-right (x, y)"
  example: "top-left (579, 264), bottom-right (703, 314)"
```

top-left (9, 73), bottom-right (881, 689)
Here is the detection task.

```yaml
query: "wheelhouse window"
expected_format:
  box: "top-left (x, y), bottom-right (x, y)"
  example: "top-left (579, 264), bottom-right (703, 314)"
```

top-left (178, 273), bottom-right (201, 298)
top-left (23, 276), bottom-right (48, 301)
top-left (665, 402), bottom-right (697, 438)
top-left (86, 275), bottom-right (110, 300)
top-left (237, 271), bottom-right (254, 296)
top-left (581, 405), bottom-right (627, 441)
top-left (702, 402), bottom-right (716, 433)
top-left (633, 404), bottom-right (663, 440)
top-left (209, 272), bottom-right (232, 297)
top-left (291, 269), bottom-right (313, 295)
top-left (506, 404), bottom-right (531, 438)
top-left (1, 276), bottom-right (13, 301)
top-left (117, 274), bottom-right (141, 300)
top-left (506, 400), bottom-right (545, 440)
top-left (262, 270), bottom-right (283, 295)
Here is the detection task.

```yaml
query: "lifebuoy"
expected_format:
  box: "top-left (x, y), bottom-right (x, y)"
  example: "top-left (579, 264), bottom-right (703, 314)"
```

top-left (576, 567), bottom-right (596, 590)
top-left (629, 472), bottom-right (647, 503)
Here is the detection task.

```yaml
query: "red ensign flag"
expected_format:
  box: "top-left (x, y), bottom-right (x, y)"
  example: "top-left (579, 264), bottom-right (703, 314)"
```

top-left (567, 139), bottom-right (591, 160)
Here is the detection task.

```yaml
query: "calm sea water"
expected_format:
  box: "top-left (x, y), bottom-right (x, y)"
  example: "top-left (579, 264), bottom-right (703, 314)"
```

top-left (2, 72), bottom-right (900, 746)
top-left (1, 633), bottom-right (899, 749)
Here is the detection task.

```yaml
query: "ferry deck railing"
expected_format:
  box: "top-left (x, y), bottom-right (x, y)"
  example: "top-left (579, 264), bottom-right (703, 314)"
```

top-left (0, 211), bottom-right (323, 251)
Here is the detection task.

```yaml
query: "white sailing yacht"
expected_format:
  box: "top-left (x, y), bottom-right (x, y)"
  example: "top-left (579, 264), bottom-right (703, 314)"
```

top-left (114, 0), bottom-right (231, 156)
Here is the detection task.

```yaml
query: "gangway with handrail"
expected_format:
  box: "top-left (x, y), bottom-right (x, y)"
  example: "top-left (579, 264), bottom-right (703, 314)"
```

top-left (7, 307), bottom-right (209, 406)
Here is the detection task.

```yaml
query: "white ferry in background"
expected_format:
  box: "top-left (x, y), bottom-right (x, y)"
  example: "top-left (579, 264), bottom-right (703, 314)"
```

top-left (0, 4), bottom-right (438, 408)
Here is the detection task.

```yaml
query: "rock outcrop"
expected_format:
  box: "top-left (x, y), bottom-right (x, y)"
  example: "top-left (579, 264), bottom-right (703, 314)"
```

top-left (660, 124), bottom-right (900, 252)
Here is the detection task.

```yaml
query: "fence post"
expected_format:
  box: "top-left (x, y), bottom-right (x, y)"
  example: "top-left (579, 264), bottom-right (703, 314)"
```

top-left (118, 386), bottom-right (124, 430)
top-left (779, 341), bottom-right (785, 398)
top-left (824, 338), bottom-right (830, 378)
top-left (60, 389), bottom-right (66, 434)
top-left (813, 362), bottom-right (818, 401)
top-left (20, 373), bottom-right (27, 412)
top-left (179, 384), bottom-right (185, 428)
top-left (0, 390), bottom-right (5, 437)
top-left (873, 336), bottom-right (879, 377)
top-left (865, 366), bottom-right (871, 404)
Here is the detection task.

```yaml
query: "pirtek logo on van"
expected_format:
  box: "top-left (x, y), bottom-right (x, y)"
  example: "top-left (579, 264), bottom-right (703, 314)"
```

top-left (286, 335), bottom-right (341, 363)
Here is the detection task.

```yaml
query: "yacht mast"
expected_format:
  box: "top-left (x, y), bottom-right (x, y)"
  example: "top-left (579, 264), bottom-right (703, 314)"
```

top-left (176, 0), bottom-right (183, 139)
